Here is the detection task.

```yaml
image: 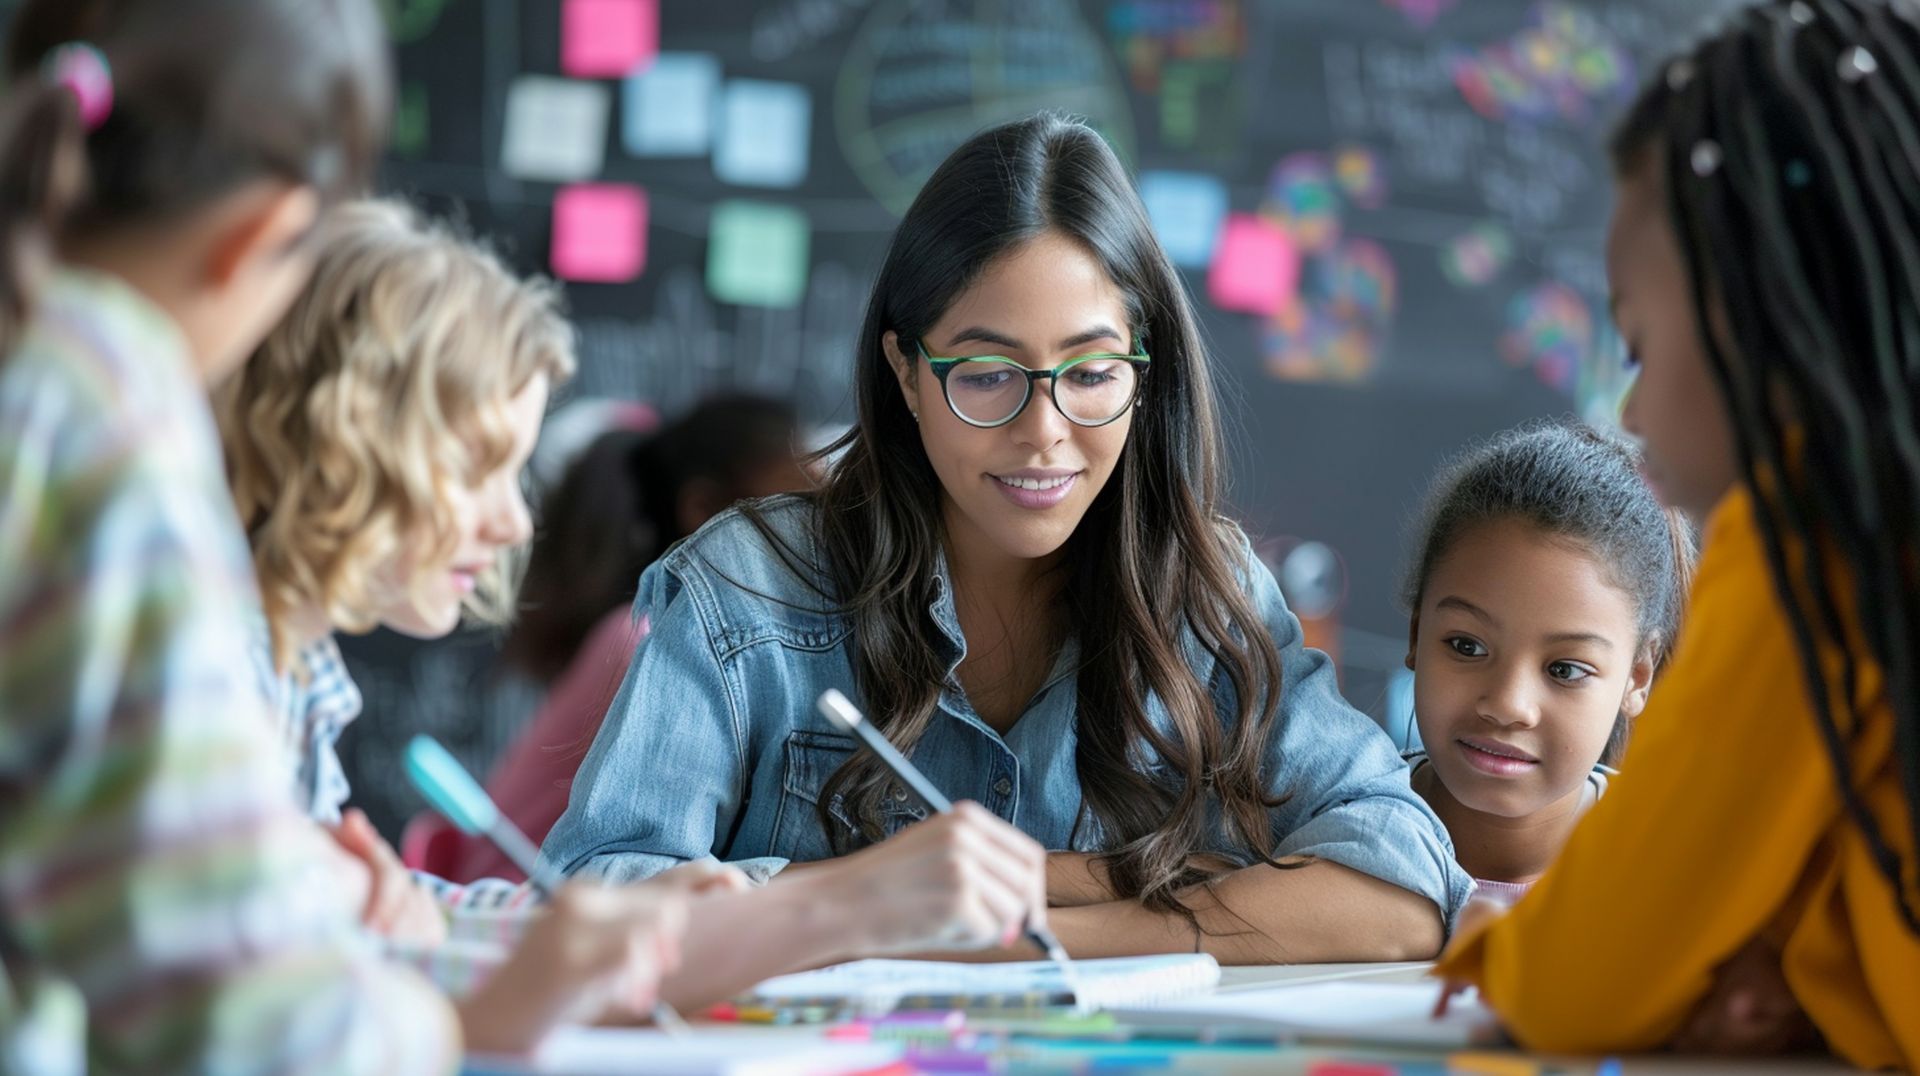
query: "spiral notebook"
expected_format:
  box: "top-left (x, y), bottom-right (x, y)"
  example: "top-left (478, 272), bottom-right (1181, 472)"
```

top-left (744, 953), bottom-right (1221, 1013)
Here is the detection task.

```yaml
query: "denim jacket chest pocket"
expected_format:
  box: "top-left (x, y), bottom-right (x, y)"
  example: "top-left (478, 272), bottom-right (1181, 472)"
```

top-left (772, 730), bottom-right (930, 863)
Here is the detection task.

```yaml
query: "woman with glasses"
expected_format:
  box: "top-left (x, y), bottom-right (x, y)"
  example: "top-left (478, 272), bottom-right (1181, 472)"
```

top-left (541, 114), bottom-right (1469, 997)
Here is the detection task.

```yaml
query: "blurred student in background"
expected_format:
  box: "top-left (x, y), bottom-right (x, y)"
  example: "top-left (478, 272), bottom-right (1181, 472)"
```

top-left (407, 394), bottom-right (812, 883)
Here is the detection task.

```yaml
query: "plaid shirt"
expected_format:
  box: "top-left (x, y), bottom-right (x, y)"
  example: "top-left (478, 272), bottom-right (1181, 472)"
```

top-left (252, 621), bottom-right (361, 824)
top-left (0, 270), bottom-right (459, 1073)
top-left (251, 588), bottom-right (543, 998)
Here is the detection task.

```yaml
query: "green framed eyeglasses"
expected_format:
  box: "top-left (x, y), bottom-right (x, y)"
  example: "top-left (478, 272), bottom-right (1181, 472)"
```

top-left (915, 340), bottom-right (1151, 428)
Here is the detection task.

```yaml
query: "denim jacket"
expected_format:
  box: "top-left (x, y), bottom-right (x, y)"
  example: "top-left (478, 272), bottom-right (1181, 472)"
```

top-left (540, 495), bottom-right (1472, 925)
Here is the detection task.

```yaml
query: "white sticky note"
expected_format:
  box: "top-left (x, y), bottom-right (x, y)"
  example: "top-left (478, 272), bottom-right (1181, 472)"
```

top-left (501, 76), bottom-right (610, 182)
top-left (622, 52), bottom-right (720, 157)
top-left (713, 79), bottom-right (811, 188)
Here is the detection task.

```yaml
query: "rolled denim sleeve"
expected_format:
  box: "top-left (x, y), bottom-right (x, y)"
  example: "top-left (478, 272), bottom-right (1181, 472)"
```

top-left (1238, 535), bottom-right (1474, 931)
top-left (539, 556), bottom-right (785, 885)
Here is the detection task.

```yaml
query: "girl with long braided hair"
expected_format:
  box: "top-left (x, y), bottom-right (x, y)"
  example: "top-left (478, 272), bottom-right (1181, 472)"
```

top-left (1436, 1), bottom-right (1920, 1066)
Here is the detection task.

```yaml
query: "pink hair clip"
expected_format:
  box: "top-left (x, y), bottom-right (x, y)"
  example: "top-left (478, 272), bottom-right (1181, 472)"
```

top-left (44, 43), bottom-right (113, 132)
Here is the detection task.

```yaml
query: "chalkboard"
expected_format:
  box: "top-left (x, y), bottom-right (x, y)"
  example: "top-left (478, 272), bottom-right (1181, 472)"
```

top-left (0, 0), bottom-right (1752, 836)
top-left (340, 0), bottom-right (1759, 837)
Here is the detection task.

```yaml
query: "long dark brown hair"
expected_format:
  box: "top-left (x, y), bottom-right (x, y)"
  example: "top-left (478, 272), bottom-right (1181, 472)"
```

top-left (0, 0), bottom-right (391, 356)
top-left (1611, 0), bottom-right (1920, 930)
top-left (746, 114), bottom-right (1288, 915)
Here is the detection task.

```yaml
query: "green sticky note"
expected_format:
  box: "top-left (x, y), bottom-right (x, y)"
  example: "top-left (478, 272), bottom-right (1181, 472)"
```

top-left (707, 200), bottom-right (809, 308)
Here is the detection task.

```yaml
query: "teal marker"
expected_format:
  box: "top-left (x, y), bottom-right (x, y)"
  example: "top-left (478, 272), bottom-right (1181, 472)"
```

top-left (405, 735), bottom-right (692, 1037)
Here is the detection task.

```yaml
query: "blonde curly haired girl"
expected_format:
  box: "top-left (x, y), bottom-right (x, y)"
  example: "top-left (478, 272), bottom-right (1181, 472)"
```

top-left (216, 197), bottom-right (576, 946)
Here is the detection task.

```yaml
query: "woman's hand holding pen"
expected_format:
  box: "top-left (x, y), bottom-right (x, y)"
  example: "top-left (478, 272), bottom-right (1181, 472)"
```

top-left (824, 801), bottom-right (1048, 956)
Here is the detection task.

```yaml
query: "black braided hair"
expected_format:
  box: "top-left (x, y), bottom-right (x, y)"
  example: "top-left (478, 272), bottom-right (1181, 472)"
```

top-left (1611, 0), bottom-right (1920, 933)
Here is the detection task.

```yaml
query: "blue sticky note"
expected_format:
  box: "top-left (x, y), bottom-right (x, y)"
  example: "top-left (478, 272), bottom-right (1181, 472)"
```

top-left (713, 79), bottom-right (811, 188)
top-left (707, 200), bottom-right (810, 308)
top-left (1139, 170), bottom-right (1228, 268)
top-left (623, 52), bottom-right (719, 158)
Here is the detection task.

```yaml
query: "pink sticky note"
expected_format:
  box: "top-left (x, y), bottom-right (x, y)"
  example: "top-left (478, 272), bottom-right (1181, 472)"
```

top-left (562, 0), bottom-right (659, 79)
top-left (552, 184), bottom-right (647, 283)
top-left (1208, 214), bottom-right (1300, 317)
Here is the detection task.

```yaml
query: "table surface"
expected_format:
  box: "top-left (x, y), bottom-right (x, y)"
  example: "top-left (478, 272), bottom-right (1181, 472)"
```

top-left (470, 961), bottom-right (1861, 1075)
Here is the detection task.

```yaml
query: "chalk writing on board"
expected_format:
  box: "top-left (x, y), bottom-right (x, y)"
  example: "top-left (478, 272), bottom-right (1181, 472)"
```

top-left (1105, 0), bottom-right (1245, 152)
top-left (569, 262), bottom-right (863, 421)
top-left (750, 0), bottom-right (879, 63)
top-left (1325, 38), bottom-right (1598, 233)
top-left (835, 0), bottom-right (1135, 216)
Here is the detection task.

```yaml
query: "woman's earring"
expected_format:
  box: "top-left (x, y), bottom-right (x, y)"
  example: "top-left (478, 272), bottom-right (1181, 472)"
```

top-left (911, 410), bottom-right (920, 424)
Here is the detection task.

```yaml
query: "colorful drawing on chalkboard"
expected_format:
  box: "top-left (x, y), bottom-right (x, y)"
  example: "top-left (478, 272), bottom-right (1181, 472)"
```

top-left (1333, 146), bottom-right (1389, 210)
top-left (1105, 0), bottom-right (1244, 150)
top-left (1262, 153), bottom-right (1342, 255)
top-left (1442, 221), bottom-right (1514, 288)
top-left (1450, 2), bottom-right (1636, 125)
top-left (1500, 280), bottom-right (1636, 422)
top-left (1264, 238), bottom-right (1397, 385)
top-left (1106, 0), bottom-right (1244, 88)
top-left (1500, 281), bottom-right (1591, 394)
top-left (836, 0), bottom-right (1134, 216)
top-left (1380, 0), bottom-right (1459, 29)
top-left (1222, 143), bottom-right (1400, 385)
top-left (1323, 238), bottom-right (1397, 325)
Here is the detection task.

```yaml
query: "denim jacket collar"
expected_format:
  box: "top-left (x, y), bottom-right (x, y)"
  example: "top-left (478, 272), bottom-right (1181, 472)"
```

top-left (925, 553), bottom-right (1084, 726)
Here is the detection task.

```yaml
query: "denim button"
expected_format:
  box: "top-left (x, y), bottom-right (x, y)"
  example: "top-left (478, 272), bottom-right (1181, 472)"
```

top-left (993, 776), bottom-right (1012, 796)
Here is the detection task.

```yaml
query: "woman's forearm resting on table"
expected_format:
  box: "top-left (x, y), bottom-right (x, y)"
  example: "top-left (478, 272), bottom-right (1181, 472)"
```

top-left (1048, 859), bottom-right (1445, 964)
